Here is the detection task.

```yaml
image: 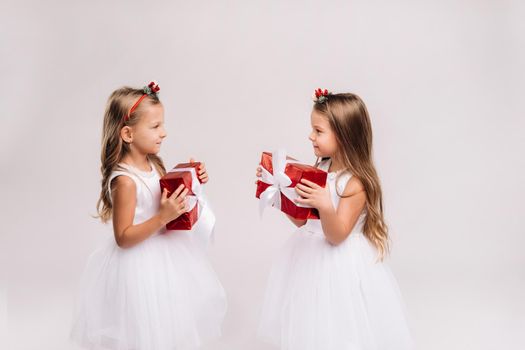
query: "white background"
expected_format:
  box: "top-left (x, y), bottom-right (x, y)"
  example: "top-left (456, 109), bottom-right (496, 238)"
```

top-left (1, 0), bottom-right (524, 349)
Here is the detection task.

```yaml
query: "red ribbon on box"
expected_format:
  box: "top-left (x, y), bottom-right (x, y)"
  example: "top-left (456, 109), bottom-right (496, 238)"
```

top-left (255, 149), bottom-right (327, 220)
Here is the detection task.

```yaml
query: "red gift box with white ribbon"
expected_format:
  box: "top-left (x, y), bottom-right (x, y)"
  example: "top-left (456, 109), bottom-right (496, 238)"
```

top-left (256, 150), bottom-right (327, 220)
top-left (159, 161), bottom-right (216, 249)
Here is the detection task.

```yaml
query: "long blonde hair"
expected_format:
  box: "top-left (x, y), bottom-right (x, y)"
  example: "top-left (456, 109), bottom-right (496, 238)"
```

top-left (95, 86), bottom-right (167, 223)
top-left (313, 93), bottom-right (390, 260)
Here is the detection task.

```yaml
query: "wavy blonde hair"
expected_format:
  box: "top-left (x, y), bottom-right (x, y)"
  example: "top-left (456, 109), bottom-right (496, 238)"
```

top-left (313, 93), bottom-right (390, 261)
top-left (95, 86), bottom-right (167, 223)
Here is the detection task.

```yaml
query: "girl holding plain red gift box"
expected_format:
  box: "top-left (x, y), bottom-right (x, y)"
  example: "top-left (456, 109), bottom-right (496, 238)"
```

top-left (70, 82), bottom-right (226, 350)
top-left (256, 90), bottom-right (414, 350)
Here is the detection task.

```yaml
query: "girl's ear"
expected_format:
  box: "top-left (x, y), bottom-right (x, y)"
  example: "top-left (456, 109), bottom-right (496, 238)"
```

top-left (120, 126), bottom-right (133, 144)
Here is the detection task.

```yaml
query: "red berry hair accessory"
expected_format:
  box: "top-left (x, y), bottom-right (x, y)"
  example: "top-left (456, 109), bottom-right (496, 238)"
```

top-left (124, 81), bottom-right (160, 122)
top-left (313, 88), bottom-right (330, 104)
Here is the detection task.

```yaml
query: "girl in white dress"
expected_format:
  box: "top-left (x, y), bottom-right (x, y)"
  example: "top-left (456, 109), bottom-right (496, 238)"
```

top-left (70, 82), bottom-right (227, 350)
top-left (256, 89), bottom-right (414, 350)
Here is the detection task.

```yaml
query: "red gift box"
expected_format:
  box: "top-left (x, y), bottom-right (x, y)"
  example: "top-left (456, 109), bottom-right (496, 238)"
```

top-left (172, 162), bottom-right (204, 183)
top-left (159, 162), bottom-right (202, 230)
top-left (256, 151), bottom-right (327, 220)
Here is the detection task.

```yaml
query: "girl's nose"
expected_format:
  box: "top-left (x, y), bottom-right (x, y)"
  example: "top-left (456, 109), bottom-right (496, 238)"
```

top-left (308, 132), bottom-right (315, 141)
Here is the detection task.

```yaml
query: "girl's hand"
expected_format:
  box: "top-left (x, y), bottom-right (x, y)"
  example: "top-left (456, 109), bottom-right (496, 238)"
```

top-left (159, 184), bottom-right (189, 224)
top-left (294, 178), bottom-right (333, 212)
top-left (255, 164), bottom-right (262, 184)
top-left (190, 157), bottom-right (209, 184)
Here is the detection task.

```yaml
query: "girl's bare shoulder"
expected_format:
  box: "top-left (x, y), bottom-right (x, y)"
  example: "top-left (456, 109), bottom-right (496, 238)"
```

top-left (111, 174), bottom-right (136, 191)
top-left (341, 175), bottom-right (365, 197)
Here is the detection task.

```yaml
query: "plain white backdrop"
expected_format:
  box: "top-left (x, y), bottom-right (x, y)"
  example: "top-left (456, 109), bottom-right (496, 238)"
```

top-left (1, 0), bottom-right (524, 349)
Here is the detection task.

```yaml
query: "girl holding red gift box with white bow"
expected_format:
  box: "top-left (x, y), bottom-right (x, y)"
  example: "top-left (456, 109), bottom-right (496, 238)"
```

top-left (70, 82), bottom-right (226, 350)
top-left (256, 90), bottom-right (414, 350)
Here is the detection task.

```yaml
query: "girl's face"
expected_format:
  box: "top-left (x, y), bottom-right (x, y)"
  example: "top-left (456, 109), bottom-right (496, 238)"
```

top-left (309, 110), bottom-right (339, 159)
top-left (130, 104), bottom-right (167, 154)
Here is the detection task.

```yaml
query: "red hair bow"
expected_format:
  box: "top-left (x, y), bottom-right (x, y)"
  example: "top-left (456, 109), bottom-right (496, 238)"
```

top-left (313, 88), bottom-right (330, 103)
top-left (147, 81), bottom-right (160, 94)
top-left (314, 88), bottom-right (329, 98)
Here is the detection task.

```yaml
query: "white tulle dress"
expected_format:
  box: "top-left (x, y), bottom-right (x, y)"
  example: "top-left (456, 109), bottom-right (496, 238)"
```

top-left (258, 158), bottom-right (414, 350)
top-left (70, 161), bottom-right (227, 350)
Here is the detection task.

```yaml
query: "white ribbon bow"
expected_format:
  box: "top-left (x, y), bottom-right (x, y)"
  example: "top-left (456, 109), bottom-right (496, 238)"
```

top-left (168, 166), bottom-right (216, 250)
top-left (258, 149), bottom-right (314, 218)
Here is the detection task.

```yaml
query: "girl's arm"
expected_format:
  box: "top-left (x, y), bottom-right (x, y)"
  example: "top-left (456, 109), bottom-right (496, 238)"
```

top-left (318, 178), bottom-right (366, 245)
top-left (111, 176), bottom-right (188, 248)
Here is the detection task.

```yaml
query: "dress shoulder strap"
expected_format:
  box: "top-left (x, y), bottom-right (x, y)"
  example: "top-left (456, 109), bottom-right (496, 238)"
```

top-left (336, 171), bottom-right (353, 189)
top-left (316, 158), bottom-right (331, 171)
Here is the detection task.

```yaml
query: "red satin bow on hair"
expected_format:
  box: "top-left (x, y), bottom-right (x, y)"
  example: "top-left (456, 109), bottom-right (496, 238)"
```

top-left (147, 81), bottom-right (160, 94)
top-left (313, 88), bottom-right (330, 103)
top-left (314, 88), bottom-right (329, 98)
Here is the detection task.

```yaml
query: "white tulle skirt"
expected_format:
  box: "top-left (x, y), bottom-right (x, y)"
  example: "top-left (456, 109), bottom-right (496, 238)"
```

top-left (258, 227), bottom-right (414, 350)
top-left (70, 231), bottom-right (227, 350)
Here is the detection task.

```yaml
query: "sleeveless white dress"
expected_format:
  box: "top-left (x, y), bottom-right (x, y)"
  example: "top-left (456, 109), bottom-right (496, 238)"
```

top-left (258, 159), bottom-right (414, 350)
top-left (70, 161), bottom-right (227, 350)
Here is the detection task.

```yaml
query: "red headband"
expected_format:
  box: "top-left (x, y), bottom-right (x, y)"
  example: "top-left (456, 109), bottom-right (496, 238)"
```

top-left (124, 81), bottom-right (160, 122)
